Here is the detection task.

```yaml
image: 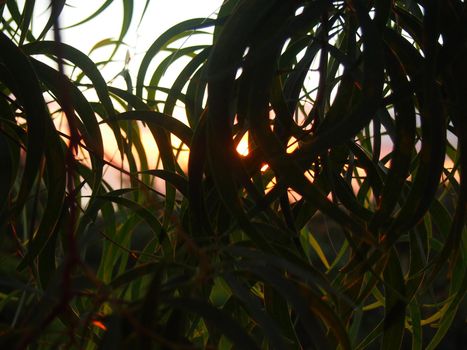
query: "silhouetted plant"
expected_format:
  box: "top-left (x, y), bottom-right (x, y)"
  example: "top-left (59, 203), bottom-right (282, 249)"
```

top-left (0, 1), bottom-right (465, 349)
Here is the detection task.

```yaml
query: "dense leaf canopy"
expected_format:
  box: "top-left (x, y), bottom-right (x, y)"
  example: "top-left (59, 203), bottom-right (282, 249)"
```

top-left (0, 1), bottom-right (465, 349)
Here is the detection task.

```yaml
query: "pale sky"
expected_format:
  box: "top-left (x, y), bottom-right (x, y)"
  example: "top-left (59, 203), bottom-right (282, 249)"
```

top-left (31, 1), bottom-right (223, 83)
top-left (23, 1), bottom-right (223, 187)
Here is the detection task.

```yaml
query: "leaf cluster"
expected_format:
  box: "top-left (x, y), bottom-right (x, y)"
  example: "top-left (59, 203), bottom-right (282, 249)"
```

top-left (0, 1), bottom-right (465, 349)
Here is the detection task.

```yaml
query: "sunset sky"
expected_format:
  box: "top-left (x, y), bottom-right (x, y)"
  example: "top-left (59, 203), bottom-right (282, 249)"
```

top-left (30, 1), bottom-right (224, 186)
top-left (26, 1), bottom-right (457, 190)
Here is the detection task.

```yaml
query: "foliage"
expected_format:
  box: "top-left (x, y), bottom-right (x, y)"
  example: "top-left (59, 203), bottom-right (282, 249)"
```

top-left (0, 0), bottom-right (466, 349)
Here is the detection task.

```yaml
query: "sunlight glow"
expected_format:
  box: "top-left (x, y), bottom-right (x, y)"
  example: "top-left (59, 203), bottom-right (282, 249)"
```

top-left (236, 132), bottom-right (249, 156)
